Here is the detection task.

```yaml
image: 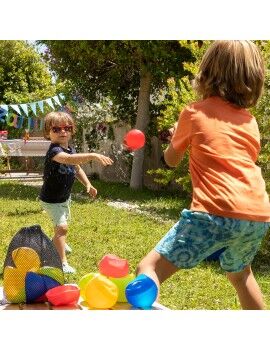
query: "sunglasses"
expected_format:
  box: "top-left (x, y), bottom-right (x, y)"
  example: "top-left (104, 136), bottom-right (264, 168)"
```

top-left (51, 125), bottom-right (73, 133)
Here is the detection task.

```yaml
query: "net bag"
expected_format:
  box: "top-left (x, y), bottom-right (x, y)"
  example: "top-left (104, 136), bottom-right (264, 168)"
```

top-left (3, 224), bottom-right (64, 303)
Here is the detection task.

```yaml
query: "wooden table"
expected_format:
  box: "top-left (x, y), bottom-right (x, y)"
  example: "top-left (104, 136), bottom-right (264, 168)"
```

top-left (0, 287), bottom-right (169, 311)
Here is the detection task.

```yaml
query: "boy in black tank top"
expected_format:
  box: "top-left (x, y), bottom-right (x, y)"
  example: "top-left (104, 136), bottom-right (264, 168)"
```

top-left (39, 111), bottom-right (113, 273)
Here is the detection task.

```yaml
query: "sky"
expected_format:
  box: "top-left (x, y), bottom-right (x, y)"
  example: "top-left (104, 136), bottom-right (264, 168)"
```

top-left (1, 0), bottom-right (270, 40)
top-left (27, 41), bottom-right (46, 54)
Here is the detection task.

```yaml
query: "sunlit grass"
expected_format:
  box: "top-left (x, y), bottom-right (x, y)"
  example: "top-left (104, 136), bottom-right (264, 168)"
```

top-left (0, 179), bottom-right (269, 309)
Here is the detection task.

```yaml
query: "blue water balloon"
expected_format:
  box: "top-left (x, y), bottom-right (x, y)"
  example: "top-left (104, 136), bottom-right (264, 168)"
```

top-left (25, 272), bottom-right (47, 302)
top-left (25, 272), bottom-right (60, 302)
top-left (125, 274), bottom-right (158, 309)
top-left (42, 274), bottom-right (60, 290)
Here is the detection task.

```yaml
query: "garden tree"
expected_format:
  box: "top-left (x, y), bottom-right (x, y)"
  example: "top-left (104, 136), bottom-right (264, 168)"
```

top-left (251, 40), bottom-right (270, 185)
top-left (157, 40), bottom-right (211, 131)
top-left (156, 40), bottom-right (270, 195)
top-left (39, 40), bottom-right (194, 189)
top-left (0, 40), bottom-right (56, 104)
top-left (239, 40), bottom-right (270, 261)
top-left (0, 40), bottom-right (57, 137)
top-left (150, 40), bottom-right (212, 194)
top-left (154, 40), bottom-right (270, 193)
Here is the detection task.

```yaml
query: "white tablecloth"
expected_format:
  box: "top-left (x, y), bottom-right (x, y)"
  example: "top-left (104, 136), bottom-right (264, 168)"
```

top-left (0, 139), bottom-right (50, 157)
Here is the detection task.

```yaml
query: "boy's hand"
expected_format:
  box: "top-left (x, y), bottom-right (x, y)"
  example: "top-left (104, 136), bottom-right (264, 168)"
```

top-left (91, 153), bottom-right (114, 166)
top-left (86, 184), bottom-right (97, 198)
top-left (168, 122), bottom-right (178, 141)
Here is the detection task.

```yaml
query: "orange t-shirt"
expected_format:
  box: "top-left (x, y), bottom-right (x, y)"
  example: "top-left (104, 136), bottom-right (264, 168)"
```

top-left (171, 96), bottom-right (270, 222)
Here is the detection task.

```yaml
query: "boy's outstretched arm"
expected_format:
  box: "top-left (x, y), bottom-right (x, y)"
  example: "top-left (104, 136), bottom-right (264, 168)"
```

top-left (52, 152), bottom-right (114, 166)
top-left (75, 165), bottom-right (97, 198)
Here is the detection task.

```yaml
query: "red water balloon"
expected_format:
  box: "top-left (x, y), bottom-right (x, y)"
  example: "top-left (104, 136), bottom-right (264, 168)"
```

top-left (45, 284), bottom-right (80, 306)
top-left (123, 129), bottom-right (145, 151)
top-left (98, 254), bottom-right (129, 278)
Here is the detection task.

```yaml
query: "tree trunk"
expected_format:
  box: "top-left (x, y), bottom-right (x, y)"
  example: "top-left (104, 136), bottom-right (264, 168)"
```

top-left (81, 127), bottom-right (90, 175)
top-left (130, 66), bottom-right (152, 189)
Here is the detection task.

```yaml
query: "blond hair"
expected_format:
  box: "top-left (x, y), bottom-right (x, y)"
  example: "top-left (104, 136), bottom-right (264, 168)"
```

top-left (43, 111), bottom-right (75, 140)
top-left (193, 40), bottom-right (265, 108)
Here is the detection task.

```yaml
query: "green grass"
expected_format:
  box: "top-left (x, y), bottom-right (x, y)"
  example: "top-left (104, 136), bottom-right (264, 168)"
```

top-left (0, 179), bottom-right (269, 310)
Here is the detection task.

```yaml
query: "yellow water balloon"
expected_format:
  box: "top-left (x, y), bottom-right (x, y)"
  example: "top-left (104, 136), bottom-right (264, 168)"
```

top-left (3, 266), bottom-right (26, 303)
top-left (78, 272), bottom-right (100, 300)
top-left (12, 247), bottom-right (40, 272)
top-left (85, 275), bottom-right (118, 309)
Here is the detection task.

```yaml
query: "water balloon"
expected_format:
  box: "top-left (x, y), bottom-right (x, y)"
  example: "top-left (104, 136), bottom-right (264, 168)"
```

top-left (46, 285), bottom-right (80, 306)
top-left (98, 254), bottom-right (129, 278)
top-left (12, 247), bottom-right (40, 272)
top-left (123, 129), bottom-right (145, 151)
top-left (84, 275), bottom-right (118, 309)
top-left (78, 272), bottom-right (100, 300)
top-left (125, 274), bottom-right (158, 309)
top-left (109, 273), bottom-right (135, 302)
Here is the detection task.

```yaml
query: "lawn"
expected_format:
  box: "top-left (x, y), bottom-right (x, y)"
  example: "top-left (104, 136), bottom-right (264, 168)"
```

top-left (0, 179), bottom-right (269, 310)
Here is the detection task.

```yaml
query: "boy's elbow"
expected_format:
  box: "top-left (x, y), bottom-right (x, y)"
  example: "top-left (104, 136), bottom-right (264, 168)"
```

top-left (164, 157), bottom-right (179, 168)
top-left (164, 150), bottom-right (181, 168)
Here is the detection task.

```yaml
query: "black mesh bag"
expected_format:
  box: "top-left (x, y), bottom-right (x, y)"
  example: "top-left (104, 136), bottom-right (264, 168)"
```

top-left (3, 224), bottom-right (64, 303)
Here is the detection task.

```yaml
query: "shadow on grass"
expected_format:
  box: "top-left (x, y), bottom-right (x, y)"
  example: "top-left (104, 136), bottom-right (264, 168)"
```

top-left (6, 208), bottom-right (42, 217)
top-left (139, 206), bottom-right (183, 222)
top-left (0, 180), bottom-right (188, 221)
top-left (74, 193), bottom-right (185, 221)
top-left (73, 179), bottom-right (191, 221)
top-left (0, 182), bottom-right (40, 201)
top-left (74, 179), bottom-right (187, 203)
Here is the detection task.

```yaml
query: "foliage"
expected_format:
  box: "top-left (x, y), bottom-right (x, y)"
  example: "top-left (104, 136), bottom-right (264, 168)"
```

top-left (251, 41), bottom-right (270, 191)
top-left (0, 40), bottom-right (57, 138)
top-left (39, 40), bottom-right (194, 125)
top-left (70, 96), bottom-right (117, 152)
top-left (149, 41), bottom-right (212, 192)
top-left (147, 152), bottom-right (192, 195)
top-left (151, 40), bottom-right (270, 199)
top-left (0, 157), bottom-right (6, 171)
top-left (38, 40), bottom-right (196, 189)
top-left (156, 77), bottom-right (195, 131)
top-left (156, 40), bottom-right (212, 132)
top-left (0, 41), bottom-right (55, 104)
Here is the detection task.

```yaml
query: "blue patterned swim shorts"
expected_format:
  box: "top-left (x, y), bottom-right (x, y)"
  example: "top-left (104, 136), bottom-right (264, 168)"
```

top-left (155, 209), bottom-right (270, 272)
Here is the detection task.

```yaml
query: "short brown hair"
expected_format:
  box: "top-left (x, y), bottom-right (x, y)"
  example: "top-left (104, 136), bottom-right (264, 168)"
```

top-left (193, 40), bottom-right (265, 108)
top-left (43, 111), bottom-right (75, 140)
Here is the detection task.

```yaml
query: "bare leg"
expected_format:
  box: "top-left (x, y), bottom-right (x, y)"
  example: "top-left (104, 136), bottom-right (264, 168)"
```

top-left (226, 265), bottom-right (265, 310)
top-left (136, 250), bottom-right (179, 299)
top-left (52, 224), bottom-right (68, 263)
